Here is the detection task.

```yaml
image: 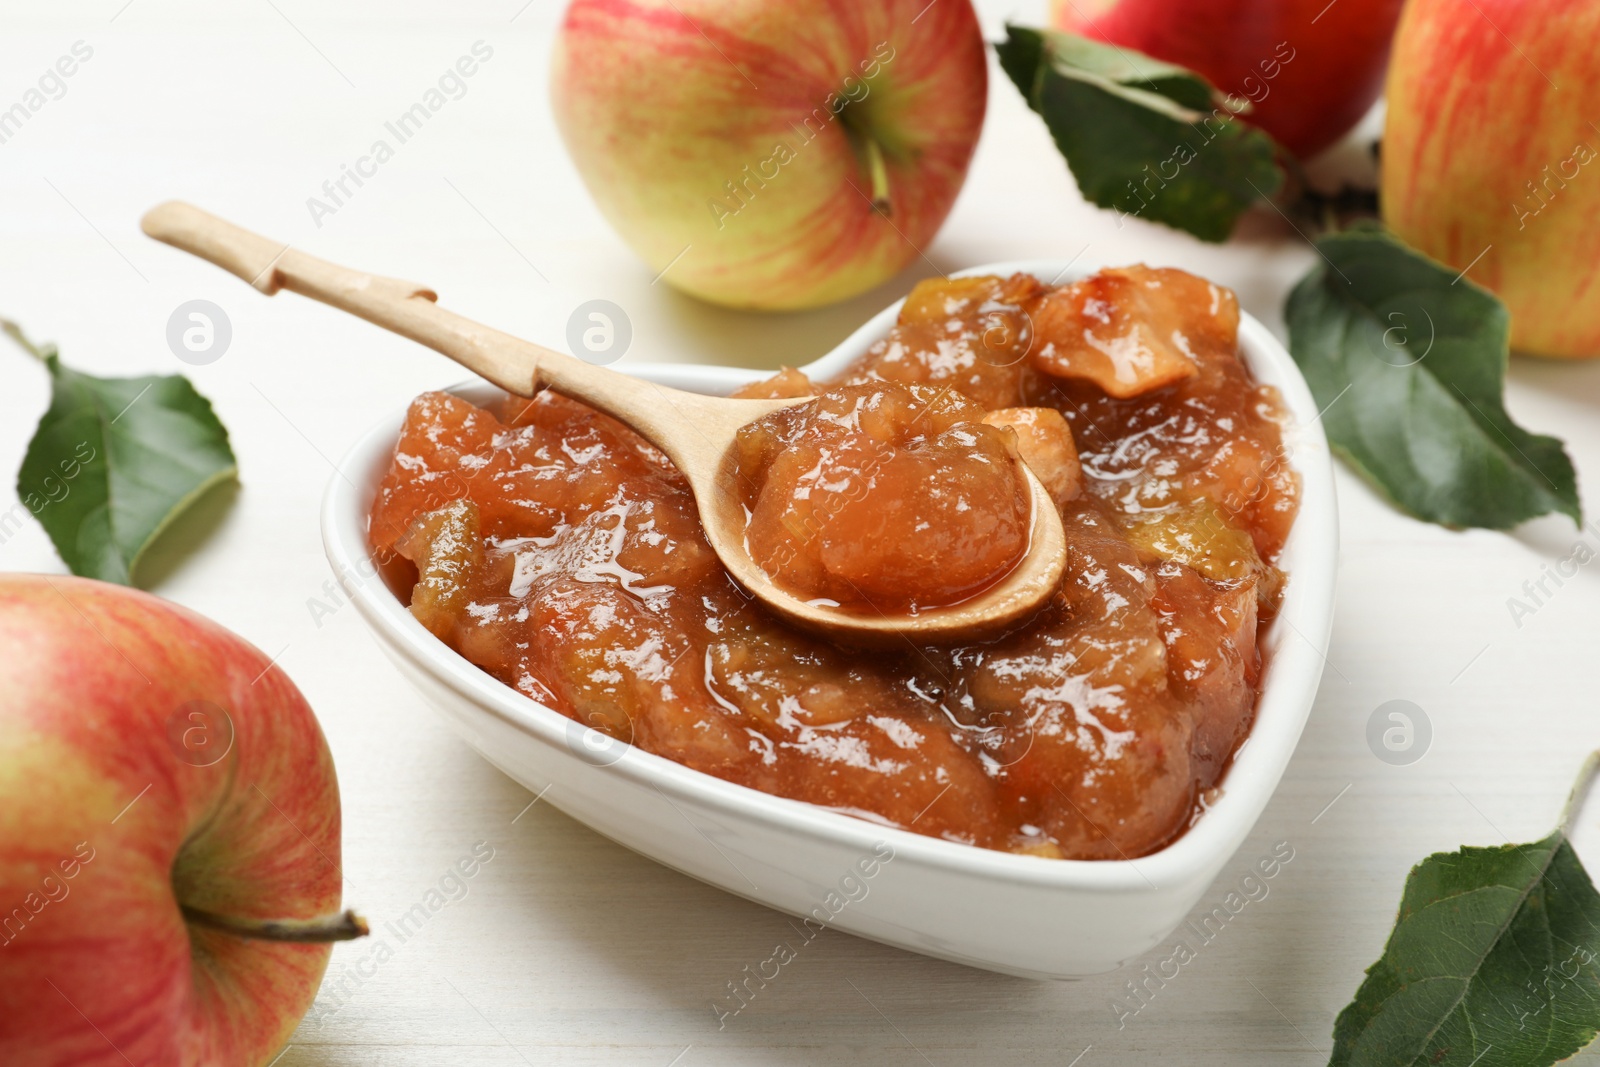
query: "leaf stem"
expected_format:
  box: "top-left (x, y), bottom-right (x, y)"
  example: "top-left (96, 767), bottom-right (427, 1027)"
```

top-left (182, 906), bottom-right (370, 943)
top-left (1273, 151), bottom-right (1379, 236)
top-left (1560, 750), bottom-right (1600, 837)
top-left (0, 319), bottom-right (53, 362)
top-left (1291, 184), bottom-right (1381, 236)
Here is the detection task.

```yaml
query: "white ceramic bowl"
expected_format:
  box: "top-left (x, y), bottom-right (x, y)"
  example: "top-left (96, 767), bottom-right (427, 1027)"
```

top-left (322, 260), bottom-right (1338, 979)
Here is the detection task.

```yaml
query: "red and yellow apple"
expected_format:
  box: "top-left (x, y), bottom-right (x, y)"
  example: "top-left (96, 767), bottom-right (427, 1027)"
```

top-left (1382, 0), bottom-right (1600, 358)
top-left (0, 575), bottom-right (359, 1066)
top-left (551, 0), bottom-right (988, 310)
top-left (1052, 0), bottom-right (1405, 158)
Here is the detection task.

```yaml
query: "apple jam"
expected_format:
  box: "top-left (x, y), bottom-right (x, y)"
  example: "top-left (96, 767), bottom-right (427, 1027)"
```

top-left (369, 266), bottom-right (1299, 860)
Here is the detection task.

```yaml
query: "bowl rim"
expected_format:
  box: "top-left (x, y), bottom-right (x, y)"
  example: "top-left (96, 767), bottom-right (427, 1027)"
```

top-left (321, 258), bottom-right (1338, 894)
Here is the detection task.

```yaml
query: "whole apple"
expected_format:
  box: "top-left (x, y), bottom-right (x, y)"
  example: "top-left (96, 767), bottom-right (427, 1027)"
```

top-left (1052, 0), bottom-right (1405, 158)
top-left (0, 575), bottom-right (360, 1066)
top-left (1382, 0), bottom-right (1600, 358)
top-left (551, 0), bottom-right (987, 310)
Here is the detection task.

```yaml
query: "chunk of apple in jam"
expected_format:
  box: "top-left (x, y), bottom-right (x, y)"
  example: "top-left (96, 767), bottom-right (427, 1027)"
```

top-left (980, 406), bottom-right (1082, 507)
top-left (395, 499), bottom-right (482, 639)
top-left (1120, 499), bottom-right (1284, 611)
top-left (369, 391), bottom-right (498, 560)
top-left (1151, 560), bottom-right (1261, 776)
top-left (1121, 499), bottom-right (1260, 582)
top-left (839, 273), bottom-right (1047, 410)
top-left (730, 365), bottom-right (814, 400)
top-left (1031, 266), bottom-right (1240, 398)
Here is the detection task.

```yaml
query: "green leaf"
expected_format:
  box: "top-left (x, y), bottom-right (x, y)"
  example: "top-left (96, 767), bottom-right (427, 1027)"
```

top-left (1330, 819), bottom-right (1600, 1066)
top-left (6, 322), bottom-right (238, 586)
top-left (995, 25), bottom-right (1285, 242)
top-left (1286, 227), bottom-right (1580, 529)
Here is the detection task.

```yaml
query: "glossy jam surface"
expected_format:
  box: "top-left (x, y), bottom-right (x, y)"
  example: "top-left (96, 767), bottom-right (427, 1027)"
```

top-left (369, 266), bottom-right (1300, 860)
top-left (734, 381), bottom-right (1029, 612)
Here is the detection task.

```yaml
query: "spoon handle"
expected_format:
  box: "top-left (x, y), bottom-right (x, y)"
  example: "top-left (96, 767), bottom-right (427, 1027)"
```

top-left (140, 201), bottom-right (787, 482)
top-left (141, 201), bottom-right (617, 405)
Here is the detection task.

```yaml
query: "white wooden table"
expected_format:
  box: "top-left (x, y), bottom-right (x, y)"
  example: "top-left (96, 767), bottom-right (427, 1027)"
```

top-left (4, 2), bottom-right (1600, 1063)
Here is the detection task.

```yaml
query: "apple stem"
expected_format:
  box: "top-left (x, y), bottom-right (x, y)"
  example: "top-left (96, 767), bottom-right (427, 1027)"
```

top-left (182, 906), bottom-right (371, 943)
top-left (862, 137), bottom-right (892, 215)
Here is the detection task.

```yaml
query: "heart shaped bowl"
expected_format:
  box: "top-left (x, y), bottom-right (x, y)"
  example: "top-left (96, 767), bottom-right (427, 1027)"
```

top-left (322, 260), bottom-right (1338, 979)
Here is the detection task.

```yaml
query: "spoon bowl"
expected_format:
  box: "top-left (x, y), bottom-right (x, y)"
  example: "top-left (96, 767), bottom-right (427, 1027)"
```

top-left (139, 201), bottom-right (1065, 644)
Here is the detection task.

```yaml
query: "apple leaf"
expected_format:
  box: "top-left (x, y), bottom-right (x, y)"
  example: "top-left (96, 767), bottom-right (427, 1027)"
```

top-left (995, 24), bottom-right (1285, 242)
top-left (5, 321), bottom-right (238, 586)
top-left (1330, 757), bottom-right (1600, 1066)
top-left (1286, 227), bottom-right (1580, 529)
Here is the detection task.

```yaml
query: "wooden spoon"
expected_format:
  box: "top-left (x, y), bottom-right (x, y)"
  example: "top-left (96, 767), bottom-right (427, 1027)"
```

top-left (140, 201), bottom-right (1066, 645)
